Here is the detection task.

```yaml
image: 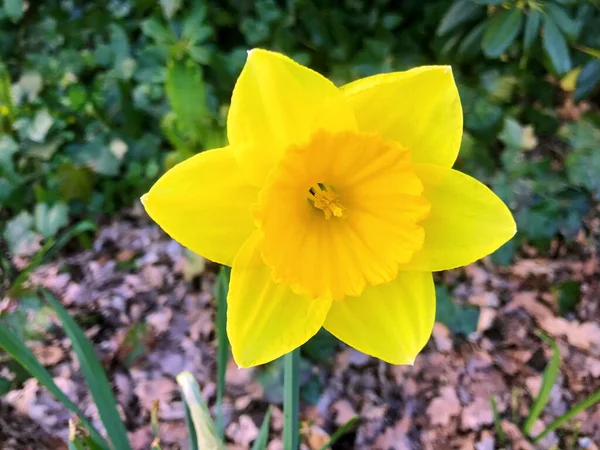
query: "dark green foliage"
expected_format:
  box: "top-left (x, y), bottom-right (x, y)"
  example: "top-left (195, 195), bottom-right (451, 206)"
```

top-left (1, 0), bottom-right (599, 272)
top-left (435, 285), bottom-right (479, 336)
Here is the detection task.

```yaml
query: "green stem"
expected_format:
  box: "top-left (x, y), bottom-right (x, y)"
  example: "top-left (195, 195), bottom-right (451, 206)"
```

top-left (215, 266), bottom-right (231, 440)
top-left (283, 348), bottom-right (300, 450)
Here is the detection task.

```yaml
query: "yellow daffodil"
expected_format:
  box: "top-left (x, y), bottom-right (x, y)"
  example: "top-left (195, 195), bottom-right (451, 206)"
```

top-left (142, 49), bottom-right (516, 368)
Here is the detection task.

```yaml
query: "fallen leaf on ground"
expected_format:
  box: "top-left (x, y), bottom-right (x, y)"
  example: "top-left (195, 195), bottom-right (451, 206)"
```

top-left (427, 386), bottom-right (461, 427)
top-left (31, 345), bottom-right (64, 366)
top-left (460, 397), bottom-right (493, 431)
top-left (226, 414), bottom-right (259, 447)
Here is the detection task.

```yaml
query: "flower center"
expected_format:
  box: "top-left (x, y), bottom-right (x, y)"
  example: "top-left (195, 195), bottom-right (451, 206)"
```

top-left (307, 183), bottom-right (345, 220)
top-left (255, 129), bottom-right (430, 300)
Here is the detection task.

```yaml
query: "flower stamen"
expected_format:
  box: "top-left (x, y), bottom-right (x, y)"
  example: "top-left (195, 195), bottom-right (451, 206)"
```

top-left (307, 183), bottom-right (345, 220)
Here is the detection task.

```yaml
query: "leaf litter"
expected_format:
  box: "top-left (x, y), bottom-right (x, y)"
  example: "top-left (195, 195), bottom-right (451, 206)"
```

top-left (1, 205), bottom-right (600, 449)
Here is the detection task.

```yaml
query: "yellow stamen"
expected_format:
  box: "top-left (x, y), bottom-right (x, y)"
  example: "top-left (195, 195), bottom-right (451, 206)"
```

top-left (308, 183), bottom-right (345, 220)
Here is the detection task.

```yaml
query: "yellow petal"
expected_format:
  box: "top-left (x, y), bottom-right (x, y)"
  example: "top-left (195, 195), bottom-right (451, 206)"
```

top-left (341, 66), bottom-right (462, 168)
top-left (227, 231), bottom-right (332, 368)
top-left (324, 271), bottom-right (435, 365)
top-left (227, 49), bottom-right (357, 186)
top-left (141, 147), bottom-right (258, 266)
top-left (407, 164), bottom-right (516, 271)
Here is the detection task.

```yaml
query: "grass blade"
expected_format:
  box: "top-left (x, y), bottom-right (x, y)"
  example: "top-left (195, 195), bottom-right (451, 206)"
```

top-left (490, 396), bottom-right (506, 444)
top-left (41, 289), bottom-right (132, 450)
top-left (318, 416), bottom-right (360, 450)
top-left (69, 417), bottom-right (105, 450)
top-left (0, 324), bottom-right (110, 450)
top-left (177, 371), bottom-right (225, 450)
top-left (533, 388), bottom-right (600, 443)
top-left (283, 349), bottom-right (300, 450)
top-left (523, 332), bottom-right (561, 435)
top-left (215, 265), bottom-right (230, 439)
top-left (252, 406), bottom-right (273, 450)
top-left (182, 394), bottom-right (199, 450)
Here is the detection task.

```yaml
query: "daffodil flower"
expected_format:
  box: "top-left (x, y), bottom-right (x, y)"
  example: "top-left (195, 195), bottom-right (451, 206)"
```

top-left (142, 49), bottom-right (516, 368)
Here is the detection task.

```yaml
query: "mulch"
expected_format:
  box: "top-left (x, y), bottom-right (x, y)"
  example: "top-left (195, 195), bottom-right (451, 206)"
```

top-left (1, 204), bottom-right (600, 449)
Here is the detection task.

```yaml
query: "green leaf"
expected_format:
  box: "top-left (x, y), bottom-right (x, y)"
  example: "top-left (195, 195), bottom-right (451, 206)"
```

top-left (34, 203), bottom-right (68, 238)
top-left (555, 281), bottom-right (581, 316)
top-left (318, 416), bottom-right (360, 450)
top-left (160, 0), bottom-right (182, 20)
top-left (542, 15), bottom-right (572, 76)
top-left (480, 70), bottom-right (518, 102)
top-left (575, 45), bottom-right (600, 59)
top-left (27, 136), bottom-right (64, 161)
top-left (71, 139), bottom-right (121, 176)
top-left (565, 145), bottom-right (600, 200)
top-left (546, 4), bottom-right (579, 40)
top-left (0, 376), bottom-right (12, 395)
top-left (302, 329), bottom-right (338, 364)
top-left (498, 118), bottom-right (537, 150)
top-left (482, 8), bottom-right (524, 58)
top-left (574, 60), bottom-right (600, 102)
top-left (435, 285), bottom-right (479, 336)
top-left (523, 333), bottom-right (561, 436)
top-left (27, 109), bottom-right (54, 143)
top-left (251, 406), bottom-right (273, 450)
top-left (532, 388), bottom-right (600, 443)
top-left (177, 372), bottom-right (226, 450)
top-left (3, 0), bottom-right (23, 21)
top-left (523, 9), bottom-right (541, 55)
top-left (0, 135), bottom-right (18, 173)
top-left (141, 19), bottom-right (176, 45)
top-left (183, 395), bottom-right (199, 450)
top-left (0, 65), bottom-right (14, 122)
top-left (69, 436), bottom-right (86, 450)
top-left (55, 163), bottom-right (94, 202)
top-left (4, 211), bottom-right (39, 255)
top-left (182, 4), bottom-right (210, 44)
top-left (215, 266), bottom-right (230, 440)
top-left (456, 22), bottom-right (486, 62)
top-left (560, 119), bottom-right (600, 150)
top-left (562, 120), bottom-right (600, 200)
top-left (436, 0), bottom-right (484, 36)
top-left (165, 58), bottom-right (209, 145)
top-left (41, 290), bottom-right (132, 450)
top-left (0, 324), bottom-right (110, 449)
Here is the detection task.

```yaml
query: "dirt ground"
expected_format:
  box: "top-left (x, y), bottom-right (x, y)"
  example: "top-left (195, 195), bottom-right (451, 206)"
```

top-left (2, 204), bottom-right (600, 450)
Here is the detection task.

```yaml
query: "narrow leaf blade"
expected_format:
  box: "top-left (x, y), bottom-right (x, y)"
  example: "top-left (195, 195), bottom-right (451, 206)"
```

top-left (319, 416), bottom-right (360, 450)
top-left (533, 388), bottom-right (600, 442)
top-left (523, 333), bottom-right (561, 435)
top-left (0, 324), bottom-right (110, 450)
top-left (41, 290), bottom-right (132, 450)
top-left (482, 8), bottom-right (524, 58)
top-left (436, 0), bottom-right (484, 36)
top-left (523, 9), bottom-right (541, 56)
top-left (574, 60), bottom-right (600, 102)
top-left (251, 406), bottom-right (273, 450)
top-left (177, 371), bottom-right (225, 450)
top-left (542, 15), bottom-right (572, 76)
top-left (215, 266), bottom-right (231, 439)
